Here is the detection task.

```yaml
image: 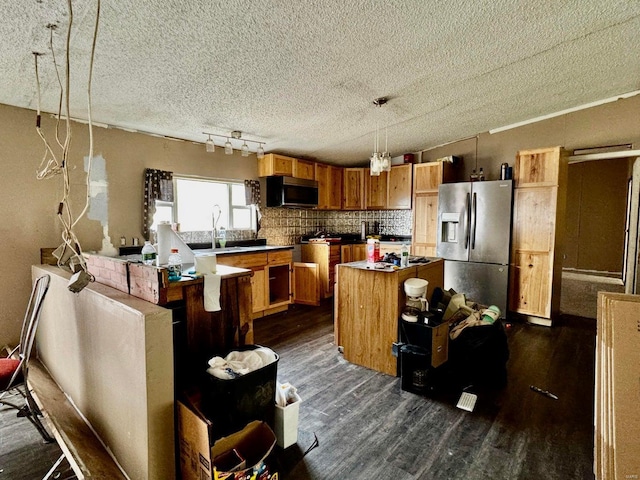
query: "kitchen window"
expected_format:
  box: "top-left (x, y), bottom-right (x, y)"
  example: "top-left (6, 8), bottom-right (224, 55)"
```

top-left (152, 177), bottom-right (254, 232)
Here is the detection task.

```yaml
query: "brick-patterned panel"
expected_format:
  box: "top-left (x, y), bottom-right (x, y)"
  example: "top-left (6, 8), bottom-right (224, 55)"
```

top-left (85, 254), bottom-right (129, 294)
top-left (128, 263), bottom-right (168, 304)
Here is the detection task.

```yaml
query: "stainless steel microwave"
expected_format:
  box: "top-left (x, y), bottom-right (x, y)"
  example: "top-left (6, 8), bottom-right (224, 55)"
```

top-left (261, 176), bottom-right (318, 208)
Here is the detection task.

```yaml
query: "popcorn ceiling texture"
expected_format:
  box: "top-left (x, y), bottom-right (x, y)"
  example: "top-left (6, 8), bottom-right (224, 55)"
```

top-left (1, 1), bottom-right (639, 164)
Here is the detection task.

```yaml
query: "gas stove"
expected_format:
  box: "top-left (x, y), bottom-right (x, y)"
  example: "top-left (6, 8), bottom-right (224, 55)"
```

top-left (301, 233), bottom-right (363, 244)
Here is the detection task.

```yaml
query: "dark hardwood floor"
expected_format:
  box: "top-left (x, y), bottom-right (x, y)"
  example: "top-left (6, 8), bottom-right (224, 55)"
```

top-left (254, 301), bottom-right (596, 480)
top-left (1, 301), bottom-right (596, 479)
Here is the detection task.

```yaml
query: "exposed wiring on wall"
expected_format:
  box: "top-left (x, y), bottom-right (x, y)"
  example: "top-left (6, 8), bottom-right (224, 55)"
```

top-left (33, 0), bottom-right (101, 292)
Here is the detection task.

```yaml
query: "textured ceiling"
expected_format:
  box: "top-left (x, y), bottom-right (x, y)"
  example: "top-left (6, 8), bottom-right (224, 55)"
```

top-left (1, 1), bottom-right (639, 165)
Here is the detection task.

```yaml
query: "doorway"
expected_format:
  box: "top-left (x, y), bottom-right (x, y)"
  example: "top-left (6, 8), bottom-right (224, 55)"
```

top-left (560, 156), bottom-right (634, 317)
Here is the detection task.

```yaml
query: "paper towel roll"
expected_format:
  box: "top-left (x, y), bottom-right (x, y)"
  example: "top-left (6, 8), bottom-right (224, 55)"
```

top-left (157, 223), bottom-right (195, 266)
top-left (194, 254), bottom-right (217, 274)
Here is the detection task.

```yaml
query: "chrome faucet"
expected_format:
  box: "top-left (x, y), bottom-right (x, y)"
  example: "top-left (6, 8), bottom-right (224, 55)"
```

top-left (212, 204), bottom-right (221, 248)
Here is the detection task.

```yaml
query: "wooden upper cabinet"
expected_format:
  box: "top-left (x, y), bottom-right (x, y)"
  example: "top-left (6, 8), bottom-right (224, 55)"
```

top-left (365, 172), bottom-right (388, 209)
top-left (258, 153), bottom-right (294, 177)
top-left (413, 162), bottom-right (444, 193)
top-left (316, 163), bottom-right (343, 210)
top-left (413, 161), bottom-right (455, 193)
top-left (343, 168), bottom-right (365, 210)
top-left (258, 154), bottom-right (315, 180)
top-left (514, 147), bottom-right (563, 187)
top-left (328, 166), bottom-right (343, 209)
top-left (387, 164), bottom-right (412, 209)
top-left (293, 159), bottom-right (315, 180)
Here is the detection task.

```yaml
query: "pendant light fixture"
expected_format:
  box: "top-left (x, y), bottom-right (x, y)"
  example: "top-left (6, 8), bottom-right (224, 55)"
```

top-left (202, 130), bottom-right (266, 157)
top-left (370, 97), bottom-right (391, 176)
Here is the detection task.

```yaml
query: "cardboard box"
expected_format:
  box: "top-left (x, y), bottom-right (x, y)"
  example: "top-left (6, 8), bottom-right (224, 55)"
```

top-left (178, 399), bottom-right (277, 480)
top-left (274, 393), bottom-right (302, 448)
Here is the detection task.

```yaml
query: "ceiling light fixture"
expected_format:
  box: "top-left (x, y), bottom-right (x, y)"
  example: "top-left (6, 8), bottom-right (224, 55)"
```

top-left (370, 97), bottom-right (391, 176)
top-left (205, 134), bottom-right (215, 152)
top-left (202, 130), bottom-right (266, 157)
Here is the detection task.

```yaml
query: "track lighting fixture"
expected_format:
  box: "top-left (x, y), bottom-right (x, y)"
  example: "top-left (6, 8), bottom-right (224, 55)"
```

top-left (202, 130), bottom-right (266, 156)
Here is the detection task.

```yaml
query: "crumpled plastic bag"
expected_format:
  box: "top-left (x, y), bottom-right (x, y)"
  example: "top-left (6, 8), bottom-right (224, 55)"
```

top-left (206, 347), bottom-right (277, 380)
top-left (275, 382), bottom-right (299, 407)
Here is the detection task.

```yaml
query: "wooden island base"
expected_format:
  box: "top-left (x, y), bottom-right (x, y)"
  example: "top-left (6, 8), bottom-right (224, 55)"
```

top-left (335, 259), bottom-right (444, 376)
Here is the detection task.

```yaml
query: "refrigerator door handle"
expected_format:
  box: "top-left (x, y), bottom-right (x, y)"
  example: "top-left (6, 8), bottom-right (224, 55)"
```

top-left (471, 192), bottom-right (477, 249)
top-left (465, 192), bottom-right (471, 249)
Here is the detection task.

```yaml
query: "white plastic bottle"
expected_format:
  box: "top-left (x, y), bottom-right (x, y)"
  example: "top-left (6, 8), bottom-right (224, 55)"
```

top-left (401, 244), bottom-right (409, 267)
top-left (167, 248), bottom-right (182, 281)
top-left (141, 241), bottom-right (157, 266)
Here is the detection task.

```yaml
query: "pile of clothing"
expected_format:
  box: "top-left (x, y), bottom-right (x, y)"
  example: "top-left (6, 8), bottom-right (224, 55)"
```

top-left (432, 288), bottom-right (510, 389)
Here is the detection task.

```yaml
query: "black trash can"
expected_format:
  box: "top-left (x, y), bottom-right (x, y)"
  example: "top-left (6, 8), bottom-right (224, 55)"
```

top-left (200, 345), bottom-right (279, 438)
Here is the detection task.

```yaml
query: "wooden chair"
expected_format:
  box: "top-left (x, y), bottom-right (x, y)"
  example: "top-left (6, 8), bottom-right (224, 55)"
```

top-left (0, 274), bottom-right (54, 442)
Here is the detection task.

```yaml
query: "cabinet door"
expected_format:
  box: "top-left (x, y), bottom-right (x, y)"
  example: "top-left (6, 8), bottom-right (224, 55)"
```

top-left (515, 147), bottom-right (561, 187)
top-left (250, 268), bottom-right (267, 313)
top-left (343, 168), bottom-right (365, 210)
top-left (258, 153), bottom-right (294, 177)
top-left (412, 193), bottom-right (438, 255)
top-left (340, 244), bottom-right (353, 264)
top-left (315, 163), bottom-right (330, 209)
top-left (328, 166), bottom-right (343, 209)
top-left (387, 164), bottom-right (412, 209)
top-left (352, 244), bottom-right (367, 261)
top-left (413, 162), bottom-right (443, 193)
top-left (293, 159), bottom-right (315, 180)
top-left (293, 262), bottom-right (320, 306)
top-left (512, 186), bottom-right (557, 252)
top-left (365, 171), bottom-right (388, 209)
top-left (510, 252), bottom-right (551, 317)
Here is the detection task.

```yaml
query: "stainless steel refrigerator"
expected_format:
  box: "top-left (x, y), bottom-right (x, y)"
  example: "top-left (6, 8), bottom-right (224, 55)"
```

top-left (436, 180), bottom-right (513, 317)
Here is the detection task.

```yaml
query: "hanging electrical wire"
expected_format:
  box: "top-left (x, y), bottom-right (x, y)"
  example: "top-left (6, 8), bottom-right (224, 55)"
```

top-left (34, 0), bottom-right (101, 292)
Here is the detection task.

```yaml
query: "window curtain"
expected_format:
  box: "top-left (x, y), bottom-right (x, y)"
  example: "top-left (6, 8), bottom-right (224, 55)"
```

top-left (244, 179), bottom-right (262, 232)
top-left (143, 168), bottom-right (174, 240)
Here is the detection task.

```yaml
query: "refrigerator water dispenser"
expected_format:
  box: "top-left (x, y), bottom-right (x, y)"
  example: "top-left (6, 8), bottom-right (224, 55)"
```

top-left (441, 212), bottom-right (461, 243)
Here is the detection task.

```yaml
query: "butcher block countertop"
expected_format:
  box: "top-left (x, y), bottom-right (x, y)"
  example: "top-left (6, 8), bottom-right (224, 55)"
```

top-left (334, 258), bottom-right (444, 376)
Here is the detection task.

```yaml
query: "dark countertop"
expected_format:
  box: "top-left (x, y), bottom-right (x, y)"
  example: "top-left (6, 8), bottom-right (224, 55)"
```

top-left (193, 245), bottom-right (294, 255)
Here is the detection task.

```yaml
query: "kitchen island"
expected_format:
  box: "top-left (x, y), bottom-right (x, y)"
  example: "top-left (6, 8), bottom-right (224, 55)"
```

top-left (335, 259), bottom-right (444, 376)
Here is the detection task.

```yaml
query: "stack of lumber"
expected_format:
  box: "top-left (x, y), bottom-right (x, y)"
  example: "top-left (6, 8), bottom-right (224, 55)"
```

top-left (595, 292), bottom-right (640, 480)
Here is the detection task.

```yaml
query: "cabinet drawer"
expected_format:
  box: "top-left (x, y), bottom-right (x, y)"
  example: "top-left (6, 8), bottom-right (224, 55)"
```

top-left (268, 250), bottom-right (292, 265)
top-left (217, 252), bottom-right (267, 269)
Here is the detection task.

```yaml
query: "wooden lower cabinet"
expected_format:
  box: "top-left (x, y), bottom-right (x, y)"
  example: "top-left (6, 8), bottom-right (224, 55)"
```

top-left (340, 243), bottom-right (367, 263)
top-left (335, 260), bottom-right (444, 375)
top-left (217, 249), bottom-right (293, 318)
top-left (292, 262), bottom-right (320, 306)
top-left (302, 243), bottom-right (341, 298)
top-left (510, 252), bottom-right (552, 318)
top-left (250, 268), bottom-right (267, 314)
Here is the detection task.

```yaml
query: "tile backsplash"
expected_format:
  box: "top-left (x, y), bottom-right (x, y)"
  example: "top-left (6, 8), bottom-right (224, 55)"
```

top-left (258, 208), bottom-right (412, 245)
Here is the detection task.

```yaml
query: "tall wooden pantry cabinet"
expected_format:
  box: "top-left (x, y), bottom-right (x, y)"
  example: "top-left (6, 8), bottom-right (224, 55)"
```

top-left (411, 161), bottom-right (454, 256)
top-left (509, 146), bottom-right (569, 326)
